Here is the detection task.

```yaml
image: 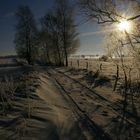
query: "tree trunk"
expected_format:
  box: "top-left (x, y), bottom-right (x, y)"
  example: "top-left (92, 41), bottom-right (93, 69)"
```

top-left (64, 39), bottom-right (68, 66)
top-left (63, 11), bottom-right (68, 67)
top-left (26, 27), bottom-right (32, 65)
top-left (27, 43), bottom-right (32, 65)
top-left (46, 51), bottom-right (51, 64)
top-left (56, 40), bottom-right (61, 66)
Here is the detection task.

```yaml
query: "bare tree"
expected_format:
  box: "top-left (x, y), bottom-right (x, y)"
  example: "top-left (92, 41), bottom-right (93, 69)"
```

top-left (55, 0), bottom-right (80, 66)
top-left (105, 30), bottom-right (140, 118)
top-left (39, 1), bottom-right (79, 66)
top-left (40, 13), bottom-right (62, 65)
top-left (38, 31), bottom-right (51, 64)
top-left (79, 0), bottom-right (140, 23)
top-left (79, 0), bottom-right (140, 90)
top-left (14, 6), bottom-right (38, 65)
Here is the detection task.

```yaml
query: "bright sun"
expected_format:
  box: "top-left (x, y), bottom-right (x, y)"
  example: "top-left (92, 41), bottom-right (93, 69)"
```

top-left (118, 20), bottom-right (131, 32)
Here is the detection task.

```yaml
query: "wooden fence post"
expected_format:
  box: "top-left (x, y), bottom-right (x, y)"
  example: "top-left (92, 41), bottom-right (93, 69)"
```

top-left (86, 61), bottom-right (88, 70)
top-left (113, 64), bottom-right (119, 91)
top-left (77, 60), bottom-right (79, 68)
top-left (100, 63), bottom-right (102, 71)
top-left (71, 61), bottom-right (72, 67)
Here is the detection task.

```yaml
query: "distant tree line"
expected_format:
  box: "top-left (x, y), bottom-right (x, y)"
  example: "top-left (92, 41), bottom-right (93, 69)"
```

top-left (14, 0), bottom-right (79, 66)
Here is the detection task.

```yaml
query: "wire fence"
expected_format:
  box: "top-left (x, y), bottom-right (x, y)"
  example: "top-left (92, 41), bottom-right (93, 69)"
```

top-left (68, 58), bottom-right (139, 80)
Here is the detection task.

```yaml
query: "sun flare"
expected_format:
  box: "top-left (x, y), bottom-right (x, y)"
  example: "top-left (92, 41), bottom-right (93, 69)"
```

top-left (118, 20), bottom-right (131, 32)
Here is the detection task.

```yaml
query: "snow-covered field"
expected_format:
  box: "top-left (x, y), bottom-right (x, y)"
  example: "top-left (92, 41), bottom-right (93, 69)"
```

top-left (0, 57), bottom-right (139, 140)
top-left (0, 57), bottom-right (16, 65)
top-left (68, 58), bottom-right (139, 80)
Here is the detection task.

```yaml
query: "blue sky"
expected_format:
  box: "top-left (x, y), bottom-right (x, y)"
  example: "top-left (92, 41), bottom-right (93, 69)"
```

top-left (0, 0), bottom-right (105, 56)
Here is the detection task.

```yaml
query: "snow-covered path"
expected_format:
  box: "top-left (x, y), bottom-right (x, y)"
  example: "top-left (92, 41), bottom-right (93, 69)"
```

top-left (36, 72), bottom-right (86, 140)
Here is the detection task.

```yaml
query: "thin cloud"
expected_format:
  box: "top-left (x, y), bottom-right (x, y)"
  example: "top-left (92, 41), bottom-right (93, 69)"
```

top-left (4, 12), bottom-right (14, 18)
top-left (79, 28), bottom-right (117, 37)
top-left (0, 12), bottom-right (14, 21)
top-left (0, 12), bottom-right (14, 19)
